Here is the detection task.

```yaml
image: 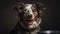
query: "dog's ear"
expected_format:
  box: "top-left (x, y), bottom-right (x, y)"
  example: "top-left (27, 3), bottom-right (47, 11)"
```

top-left (36, 2), bottom-right (44, 17)
top-left (36, 0), bottom-right (47, 17)
top-left (14, 3), bottom-right (24, 13)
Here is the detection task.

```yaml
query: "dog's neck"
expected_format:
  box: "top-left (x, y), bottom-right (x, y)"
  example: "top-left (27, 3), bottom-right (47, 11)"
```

top-left (16, 25), bottom-right (40, 34)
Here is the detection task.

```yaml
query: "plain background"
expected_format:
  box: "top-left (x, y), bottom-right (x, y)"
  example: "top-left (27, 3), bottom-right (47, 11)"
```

top-left (0, 0), bottom-right (60, 34)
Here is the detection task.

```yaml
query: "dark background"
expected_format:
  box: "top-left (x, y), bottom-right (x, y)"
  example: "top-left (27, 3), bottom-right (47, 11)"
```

top-left (0, 0), bottom-right (60, 34)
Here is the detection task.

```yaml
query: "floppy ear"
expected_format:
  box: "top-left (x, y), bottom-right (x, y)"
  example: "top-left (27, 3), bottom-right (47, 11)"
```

top-left (13, 3), bottom-right (24, 19)
top-left (36, 2), bottom-right (44, 16)
top-left (14, 3), bottom-right (24, 13)
top-left (36, 0), bottom-right (47, 16)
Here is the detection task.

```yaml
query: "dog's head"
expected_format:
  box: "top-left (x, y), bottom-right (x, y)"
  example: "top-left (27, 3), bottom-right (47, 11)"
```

top-left (15, 3), bottom-right (43, 30)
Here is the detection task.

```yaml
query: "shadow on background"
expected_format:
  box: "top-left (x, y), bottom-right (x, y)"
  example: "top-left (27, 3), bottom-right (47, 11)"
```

top-left (0, 0), bottom-right (60, 34)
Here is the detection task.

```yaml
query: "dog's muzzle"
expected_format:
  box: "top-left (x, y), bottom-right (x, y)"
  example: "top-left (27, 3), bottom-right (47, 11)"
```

top-left (26, 14), bottom-right (32, 19)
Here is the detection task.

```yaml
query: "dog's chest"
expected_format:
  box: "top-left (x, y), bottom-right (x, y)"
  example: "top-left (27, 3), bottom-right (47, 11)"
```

top-left (17, 31), bottom-right (38, 34)
top-left (17, 26), bottom-right (40, 34)
top-left (17, 31), bottom-right (39, 34)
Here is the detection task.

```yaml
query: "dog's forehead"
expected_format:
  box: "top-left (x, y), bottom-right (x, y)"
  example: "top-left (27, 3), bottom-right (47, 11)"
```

top-left (24, 4), bottom-right (35, 7)
top-left (24, 4), bottom-right (36, 10)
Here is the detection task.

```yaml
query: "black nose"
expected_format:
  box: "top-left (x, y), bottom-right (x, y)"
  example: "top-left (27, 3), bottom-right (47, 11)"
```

top-left (27, 15), bottom-right (32, 19)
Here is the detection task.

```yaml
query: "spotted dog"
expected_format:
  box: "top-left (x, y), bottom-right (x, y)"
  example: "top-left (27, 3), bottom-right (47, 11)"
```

top-left (10, 3), bottom-right (43, 34)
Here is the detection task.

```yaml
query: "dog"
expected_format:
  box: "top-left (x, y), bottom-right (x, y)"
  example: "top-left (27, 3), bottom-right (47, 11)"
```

top-left (10, 3), bottom-right (43, 34)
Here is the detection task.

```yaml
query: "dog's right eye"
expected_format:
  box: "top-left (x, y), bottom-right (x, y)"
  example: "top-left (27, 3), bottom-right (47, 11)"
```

top-left (33, 9), bottom-right (37, 12)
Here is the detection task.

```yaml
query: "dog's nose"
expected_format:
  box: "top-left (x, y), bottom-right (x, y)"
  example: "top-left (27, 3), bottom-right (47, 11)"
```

top-left (27, 15), bottom-right (32, 18)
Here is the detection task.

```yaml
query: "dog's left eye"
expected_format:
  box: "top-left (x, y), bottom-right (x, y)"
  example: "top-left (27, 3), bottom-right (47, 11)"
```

top-left (24, 9), bottom-right (27, 11)
top-left (33, 9), bottom-right (37, 12)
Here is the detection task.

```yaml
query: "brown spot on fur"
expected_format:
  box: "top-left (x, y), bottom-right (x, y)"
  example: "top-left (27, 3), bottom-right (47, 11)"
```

top-left (31, 6), bottom-right (36, 11)
top-left (39, 10), bottom-right (43, 15)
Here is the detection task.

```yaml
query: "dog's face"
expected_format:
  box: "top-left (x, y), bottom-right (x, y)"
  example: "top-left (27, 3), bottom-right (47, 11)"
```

top-left (16, 3), bottom-right (43, 30)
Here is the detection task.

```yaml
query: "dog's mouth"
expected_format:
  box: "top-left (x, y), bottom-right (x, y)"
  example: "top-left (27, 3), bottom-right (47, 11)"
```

top-left (23, 19), bottom-right (34, 25)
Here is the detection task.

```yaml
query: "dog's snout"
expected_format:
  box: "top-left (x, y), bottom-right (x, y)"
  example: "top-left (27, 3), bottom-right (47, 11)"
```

top-left (27, 15), bottom-right (32, 18)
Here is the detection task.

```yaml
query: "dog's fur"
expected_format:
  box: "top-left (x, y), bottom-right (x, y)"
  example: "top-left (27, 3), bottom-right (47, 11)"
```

top-left (10, 3), bottom-right (43, 34)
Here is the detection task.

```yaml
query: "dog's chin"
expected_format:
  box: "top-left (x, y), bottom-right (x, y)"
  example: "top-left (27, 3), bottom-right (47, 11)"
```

top-left (20, 19), bottom-right (34, 28)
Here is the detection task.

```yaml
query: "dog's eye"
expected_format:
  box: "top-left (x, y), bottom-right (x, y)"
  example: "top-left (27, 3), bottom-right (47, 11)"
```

top-left (24, 9), bottom-right (27, 11)
top-left (19, 7), bottom-right (23, 9)
top-left (33, 9), bottom-right (37, 12)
